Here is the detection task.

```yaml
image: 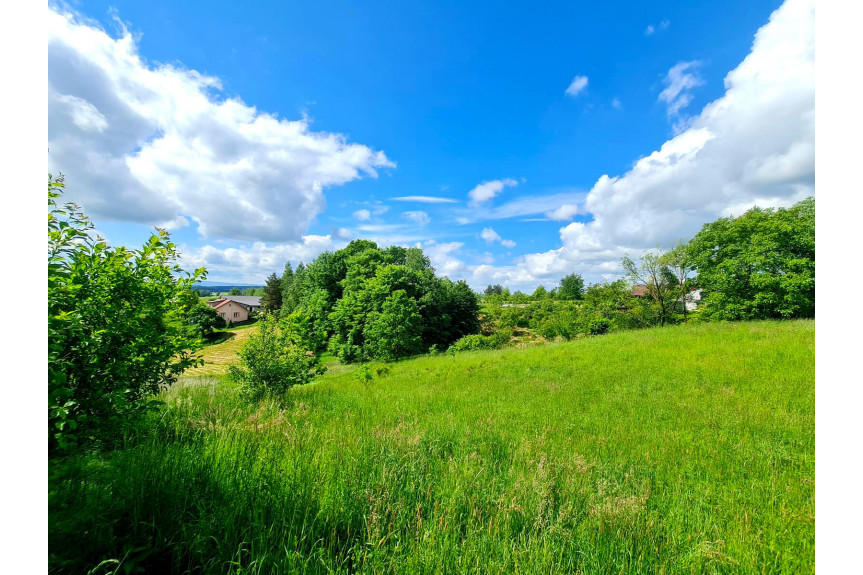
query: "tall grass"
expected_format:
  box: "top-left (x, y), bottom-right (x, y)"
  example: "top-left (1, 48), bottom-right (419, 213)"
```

top-left (49, 321), bottom-right (814, 573)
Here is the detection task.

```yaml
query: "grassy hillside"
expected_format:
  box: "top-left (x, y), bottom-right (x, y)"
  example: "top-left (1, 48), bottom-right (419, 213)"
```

top-left (49, 321), bottom-right (814, 574)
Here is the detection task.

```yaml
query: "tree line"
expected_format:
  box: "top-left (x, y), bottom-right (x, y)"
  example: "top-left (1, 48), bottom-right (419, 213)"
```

top-left (253, 240), bottom-right (482, 363)
top-left (478, 197), bottom-right (814, 338)
top-left (48, 168), bottom-right (813, 451)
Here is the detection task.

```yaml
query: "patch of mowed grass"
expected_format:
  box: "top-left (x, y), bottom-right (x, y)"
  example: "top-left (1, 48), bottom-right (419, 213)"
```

top-left (49, 320), bottom-right (814, 574)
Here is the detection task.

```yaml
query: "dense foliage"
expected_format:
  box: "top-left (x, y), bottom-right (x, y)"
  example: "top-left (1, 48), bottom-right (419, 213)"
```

top-left (186, 303), bottom-right (226, 338)
top-left (260, 272), bottom-right (283, 313)
top-left (689, 197), bottom-right (815, 320)
top-left (48, 174), bottom-right (205, 451)
top-left (274, 241), bottom-right (481, 362)
top-left (228, 314), bottom-right (324, 401)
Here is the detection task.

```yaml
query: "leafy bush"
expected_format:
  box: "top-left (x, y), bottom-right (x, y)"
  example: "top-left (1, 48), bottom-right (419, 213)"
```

top-left (48, 174), bottom-right (205, 452)
top-left (586, 316), bottom-right (612, 335)
top-left (186, 303), bottom-right (226, 339)
top-left (448, 331), bottom-right (510, 353)
top-left (228, 314), bottom-right (324, 401)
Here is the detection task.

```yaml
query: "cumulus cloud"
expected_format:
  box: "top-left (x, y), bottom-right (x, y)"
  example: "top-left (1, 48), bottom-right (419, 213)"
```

top-left (422, 241), bottom-right (467, 278)
top-left (545, 204), bottom-right (579, 221)
top-left (180, 235), bottom-right (342, 283)
top-left (565, 75), bottom-right (589, 97)
top-left (48, 7), bottom-right (393, 242)
top-left (353, 209), bottom-right (371, 221)
top-left (480, 227), bottom-right (516, 248)
top-left (403, 211), bottom-right (430, 226)
top-left (658, 61), bottom-right (704, 119)
top-left (457, 0), bottom-right (815, 290)
top-left (467, 178), bottom-right (518, 206)
top-left (480, 227), bottom-right (501, 243)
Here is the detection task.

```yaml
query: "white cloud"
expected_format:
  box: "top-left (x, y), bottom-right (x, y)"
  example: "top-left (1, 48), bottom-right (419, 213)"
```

top-left (391, 195), bottom-right (458, 204)
top-left (422, 241), bottom-right (467, 278)
top-left (646, 20), bottom-right (670, 36)
top-left (456, 0), bottom-right (815, 291)
top-left (658, 61), bottom-right (704, 119)
top-left (456, 190), bottom-right (585, 223)
top-left (180, 235), bottom-right (341, 283)
top-left (545, 204), bottom-right (579, 221)
top-left (480, 227), bottom-right (516, 248)
top-left (353, 209), bottom-right (371, 221)
top-left (565, 75), bottom-right (589, 97)
top-left (48, 8), bottom-right (393, 243)
top-left (480, 227), bottom-right (501, 243)
top-left (612, 98), bottom-right (622, 109)
top-left (403, 211), bottom-right (431, 226)
top-left (467, 178), bottom-right (518, 206)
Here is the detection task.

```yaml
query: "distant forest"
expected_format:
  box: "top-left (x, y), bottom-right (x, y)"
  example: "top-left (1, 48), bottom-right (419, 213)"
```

top-left (192, 284), bottom-right (263, 296)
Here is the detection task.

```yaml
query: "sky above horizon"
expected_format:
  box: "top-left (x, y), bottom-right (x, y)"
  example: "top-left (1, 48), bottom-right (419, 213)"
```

top-left (47, 0), bottom-right (814, 290)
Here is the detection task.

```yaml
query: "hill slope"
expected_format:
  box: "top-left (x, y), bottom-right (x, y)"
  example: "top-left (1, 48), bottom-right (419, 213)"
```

top-left (50, 321), bottom-right (814, 574)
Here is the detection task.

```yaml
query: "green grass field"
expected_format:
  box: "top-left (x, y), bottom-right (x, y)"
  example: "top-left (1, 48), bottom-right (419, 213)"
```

top-left (49, 320), bottom-right (814, 574)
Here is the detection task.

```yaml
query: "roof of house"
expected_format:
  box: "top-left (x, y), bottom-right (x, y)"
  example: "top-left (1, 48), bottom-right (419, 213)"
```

top-left (631, 285), bottom-right (649, 297)
top-left (222, 296), bottom-right (261, 306)
top-left (209, 295), bottom-right (262, 310)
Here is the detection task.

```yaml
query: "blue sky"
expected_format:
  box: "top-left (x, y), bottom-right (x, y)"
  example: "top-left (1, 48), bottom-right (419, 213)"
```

top-left (47, 0), bottom-right (813, 289)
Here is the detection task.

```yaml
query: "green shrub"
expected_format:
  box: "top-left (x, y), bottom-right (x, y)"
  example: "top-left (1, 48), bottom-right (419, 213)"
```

top-left (587, 317), bottom-right (612, 335)
top-left (448, 332), bottom-right (509, 352)
top-left (186, 303), bottom-right (226, 339)
top-left (48, 174), bottom-right (204, 452)
top-left (228, 314), bottom-right (324, 401)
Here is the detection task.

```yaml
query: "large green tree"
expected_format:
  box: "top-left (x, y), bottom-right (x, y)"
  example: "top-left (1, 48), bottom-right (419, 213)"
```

top-left (557, 273), bottom-right (585, 301)
top-left (275, 240), bottom-right (481, 362)
top-left (689, 198), bottom-right (815, 320)
top-left (260, 272), bottom-right (283, 313)
top-left (622, 252), bottom-right (679, 326)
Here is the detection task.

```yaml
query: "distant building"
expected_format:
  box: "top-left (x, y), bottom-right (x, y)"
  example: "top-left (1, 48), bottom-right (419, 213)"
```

top-left (684, 288), bottom-right (702, 311)
top-left (206, 295), bottom-right (261, 323)
top-left (631, 285), bottom-right (702, 311)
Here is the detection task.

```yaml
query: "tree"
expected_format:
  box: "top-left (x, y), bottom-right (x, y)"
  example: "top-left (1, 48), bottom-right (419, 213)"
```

top-left (661, 241), bottom-right (696, 322)
top-left (260, 272), bottom-right (283, 313)
top-left (49, 174), bottom-right (204, 451)
top-left (228, 314), bottom-right (323, 401)
top-left (186, 303), bottom-right (226, 338)
top-left (280, 262), bottom-right (294, 305)
top-left (484, 284), bottom-right (504, 296)
top-left (622, 252), bottom-right (679, 326)
top-left (558, 273), bottom-right (585, 301)
top-left (229, 287), bottom-right (243, 295)
top-left (688, 198), bottom-right (814, 320)
top-left (363, 290), bottom-right (424, 361)
top-left (531, 285), bottom-right (549, 300)
top-left (282, 262), bottom-right (306, 315)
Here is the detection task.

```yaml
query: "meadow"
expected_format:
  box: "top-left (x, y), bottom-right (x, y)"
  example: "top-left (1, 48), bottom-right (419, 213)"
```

top-left (48, 320), bottom-right (814, 574)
